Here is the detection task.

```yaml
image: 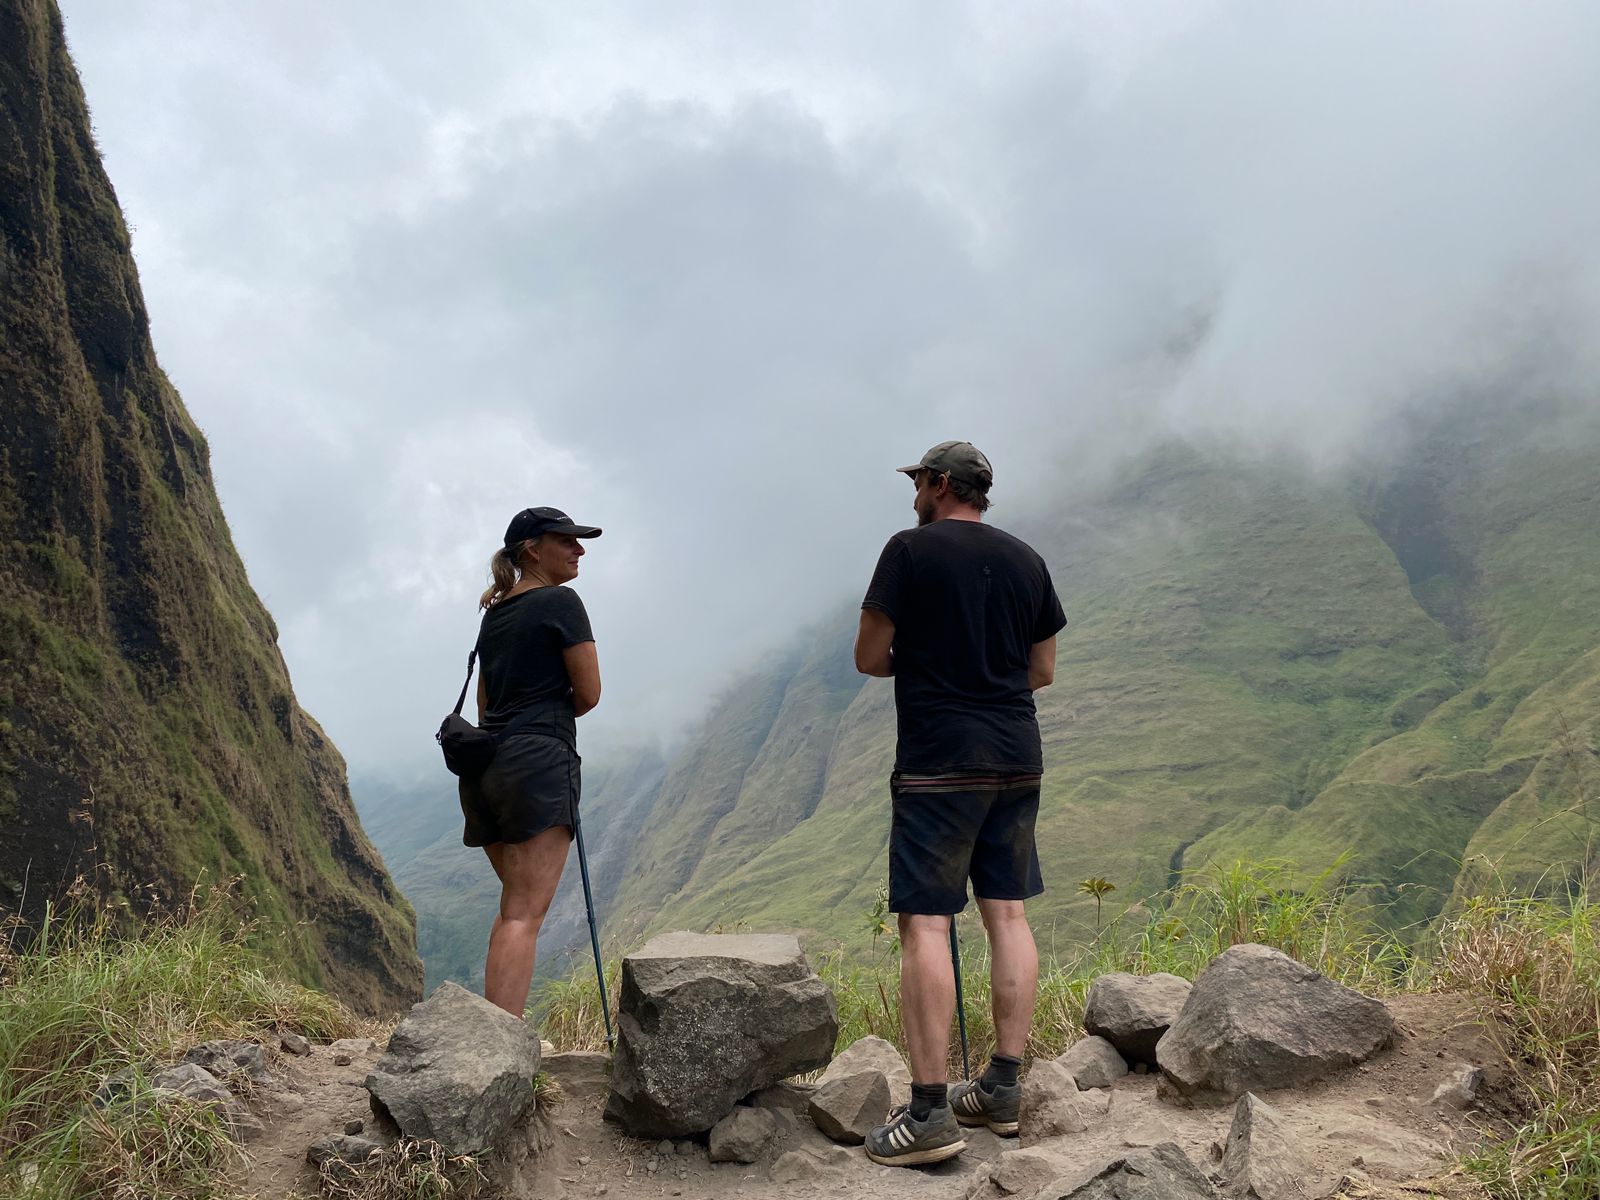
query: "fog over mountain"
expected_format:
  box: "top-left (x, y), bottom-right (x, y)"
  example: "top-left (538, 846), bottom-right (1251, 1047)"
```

top-left (57, 1), bottom-right (1600, 780)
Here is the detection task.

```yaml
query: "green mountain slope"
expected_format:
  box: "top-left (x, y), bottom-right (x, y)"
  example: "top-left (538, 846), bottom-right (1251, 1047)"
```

top-left (373, 411), bottom-right (1599, 989)
top-left (0, 1), bottom-right (421, 1013)
top-left (605, 415), bottom-right (1600, 953)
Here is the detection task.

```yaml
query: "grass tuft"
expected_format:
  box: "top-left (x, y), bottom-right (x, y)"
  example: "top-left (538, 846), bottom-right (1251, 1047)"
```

top-left (0, 878), bottom-right (358, 1200)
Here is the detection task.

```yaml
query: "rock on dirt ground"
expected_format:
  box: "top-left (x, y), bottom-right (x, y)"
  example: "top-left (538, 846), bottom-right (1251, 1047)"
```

top-left (233, 990), bottom-right (1511, 1200)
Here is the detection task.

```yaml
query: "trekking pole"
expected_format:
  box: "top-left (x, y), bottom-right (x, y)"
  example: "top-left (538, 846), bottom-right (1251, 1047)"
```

top-left (572, 808), bottom-right (614, 1048)
top-left (949, 919), bottom-right (971, 1081)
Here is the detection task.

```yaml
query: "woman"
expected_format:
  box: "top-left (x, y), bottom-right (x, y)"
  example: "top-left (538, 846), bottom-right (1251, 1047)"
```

top-left (463, 505), bottom-right (602, 1017)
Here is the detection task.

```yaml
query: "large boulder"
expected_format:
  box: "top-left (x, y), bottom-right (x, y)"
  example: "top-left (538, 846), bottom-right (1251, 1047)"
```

top-left (1156, 945), bottom-right (1394, 1099)
top-left (820, 1035), bottom-right (913, 1103)
top-left (604, 931), bottom-right (837, 1137)
top-left (1083, 973), bottom-right (1192, 1066)
top-left (364, 980), bottom-right (541, 1156)
top-left (1037, 1143), bottom-right (1218, 1199)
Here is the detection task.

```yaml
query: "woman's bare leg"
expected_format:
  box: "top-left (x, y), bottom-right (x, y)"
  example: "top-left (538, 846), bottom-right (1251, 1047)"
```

top-left (483, 826), bottom-right (573, 1017)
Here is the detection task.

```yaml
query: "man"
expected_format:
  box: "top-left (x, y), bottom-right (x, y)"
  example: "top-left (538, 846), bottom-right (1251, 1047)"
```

top-left (854, 440), bottom-right (1066, 1167)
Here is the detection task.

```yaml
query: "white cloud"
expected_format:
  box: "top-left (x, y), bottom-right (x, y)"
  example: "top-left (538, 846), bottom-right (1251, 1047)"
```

top-left (58, 0), bottom-right (1600, 772)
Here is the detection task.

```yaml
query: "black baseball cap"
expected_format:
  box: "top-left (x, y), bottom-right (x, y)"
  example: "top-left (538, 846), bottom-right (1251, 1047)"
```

top-left (503, 506), bottom-right (602, 547)
top-left (897, 440), bottom-right (994, 489)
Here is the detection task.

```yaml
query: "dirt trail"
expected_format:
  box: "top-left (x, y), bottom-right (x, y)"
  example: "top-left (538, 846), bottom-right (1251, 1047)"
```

top-left (238, 992), bottom-right (1511, 1199)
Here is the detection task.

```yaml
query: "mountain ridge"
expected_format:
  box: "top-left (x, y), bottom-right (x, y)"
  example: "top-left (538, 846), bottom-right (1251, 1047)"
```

top-left (0, 0), bottom-right (421, 1013)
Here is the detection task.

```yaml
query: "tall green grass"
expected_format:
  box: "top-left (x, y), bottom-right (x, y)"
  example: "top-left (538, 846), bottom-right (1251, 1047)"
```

top-left (0, 881), bottom-right (357, 1200)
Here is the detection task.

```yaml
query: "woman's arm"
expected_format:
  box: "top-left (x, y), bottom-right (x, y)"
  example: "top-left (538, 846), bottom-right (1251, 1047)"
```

top-left (564, 641), bottom-right (601, 716)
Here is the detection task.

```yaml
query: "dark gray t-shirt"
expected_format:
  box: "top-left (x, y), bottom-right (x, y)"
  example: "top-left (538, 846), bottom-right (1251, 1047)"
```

top-left (863, 520), bottom-right (1066, 775)
top-left (476, 586), bottom-right (593, 736)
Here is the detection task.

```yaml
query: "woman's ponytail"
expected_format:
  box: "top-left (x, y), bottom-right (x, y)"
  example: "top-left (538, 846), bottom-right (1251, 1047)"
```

top-left (479, 542), bottom-right (524, 609)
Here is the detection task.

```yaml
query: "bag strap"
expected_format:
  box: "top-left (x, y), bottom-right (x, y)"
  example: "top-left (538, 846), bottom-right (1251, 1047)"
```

top-left (451, 646), bottom-right (478, 716)
top-left (453, 642), bottom-right (552, 744)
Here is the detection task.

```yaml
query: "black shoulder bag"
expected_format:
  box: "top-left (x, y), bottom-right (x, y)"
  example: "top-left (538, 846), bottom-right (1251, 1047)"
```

top-left (435, 646), bottom-right (545, 779)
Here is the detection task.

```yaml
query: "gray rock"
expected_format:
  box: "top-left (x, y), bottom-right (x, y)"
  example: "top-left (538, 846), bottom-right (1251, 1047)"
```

top-left (344, 1118), bottom-right (365, 1136)
top-left (279, 1032), bottom-right (312, 1057)
top-left (333, 1054), bottom-right (353, 1067)
top-left (770, 1144), bottom-right (854, 1184)
top-left (820, 1035), bottom-right (912, 1104)
top-left (708, 1106), bottom-right (783, 1163)
top-left (744, 1080), bottom-right (817, 1114)
top-left (1084, 974), bottom-right (1192, 1066)
top-left (993, 1148), bottom-right (1069, 1196)
top-left (807, 1070), bottom-right (890, 1145)
top-left (603, 931), bottom-right (837, 1137)
top-left (1221, 1093), bottom-right (1319, 1200)
top-left (92, 1068), bottom-right (141, 1110)
top-left (149, 1064), bottom-right (261, 1141)
top-left (543, 1050), bottom-right (612, 1105)
top-left (1430, 1064), bottom-right (1483, 1110)
top-left (307, 1133), bottom-right (384, 1168)
top-left (330, 1037), bottom-right (378, 1056)
top-left (364, 980), bottom-right (542, 1156)
top-left (1059, 1036), bottom-right (1130, 1090)
top-left (1038, 1143), bottom-right (1218, 1199)
top-left (1019, 1057), bottom-right (1087, 1146)
top-left (151, 1063), bottom-right (234, 1107)
top-left (183, 1039), bottom-right (273, 1085)
top-left (1156, 945), bottom-right (1395, 1099)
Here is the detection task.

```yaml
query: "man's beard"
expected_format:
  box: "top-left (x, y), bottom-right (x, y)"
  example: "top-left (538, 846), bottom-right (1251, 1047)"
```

top-left (915, 497), bottom-right (936, 526)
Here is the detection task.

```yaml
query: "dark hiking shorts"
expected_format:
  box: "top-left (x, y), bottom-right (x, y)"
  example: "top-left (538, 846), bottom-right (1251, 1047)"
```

top-left (459, 732), bottom-right (580, 848)
top-left (888, 773), bottom-right (1044, 915)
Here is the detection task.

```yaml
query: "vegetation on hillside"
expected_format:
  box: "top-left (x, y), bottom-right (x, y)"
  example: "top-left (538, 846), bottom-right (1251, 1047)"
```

top-left (0, 1), bottom-right (420, 1011)
top-left (375, 410), bottom-right (1600, 991)
top-left (0, 882), bottom-right (358, 1200)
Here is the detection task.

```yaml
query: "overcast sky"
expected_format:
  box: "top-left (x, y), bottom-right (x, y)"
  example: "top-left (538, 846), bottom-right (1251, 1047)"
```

top-left (58, 1), bottom-right (1600, 780)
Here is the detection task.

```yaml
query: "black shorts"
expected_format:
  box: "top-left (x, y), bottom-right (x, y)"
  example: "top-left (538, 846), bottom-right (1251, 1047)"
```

top-left (888, 773), bottom-right (1044, 915)
top-left (459, 733), bottom-right (580, 848)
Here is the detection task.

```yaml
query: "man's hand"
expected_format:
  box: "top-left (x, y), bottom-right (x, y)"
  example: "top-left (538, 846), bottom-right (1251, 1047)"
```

top-left (1028, 636), bottom-right (1056, 690)
top-left (855, 609), bottom-right (896, 677)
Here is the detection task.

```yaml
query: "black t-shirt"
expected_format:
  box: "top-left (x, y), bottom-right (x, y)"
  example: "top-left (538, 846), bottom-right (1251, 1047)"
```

top-left (476, 586), bottom-right (594, 734)
top-left (863, 520), bottom-right (1067, 775)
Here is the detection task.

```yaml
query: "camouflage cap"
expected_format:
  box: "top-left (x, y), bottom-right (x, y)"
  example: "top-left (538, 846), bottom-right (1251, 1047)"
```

top-left (897, 440), bottom-right (994, 489)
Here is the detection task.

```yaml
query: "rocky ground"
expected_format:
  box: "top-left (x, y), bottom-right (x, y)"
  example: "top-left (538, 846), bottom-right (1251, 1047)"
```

top-left (231, 990), bottom-right (1509, 1200)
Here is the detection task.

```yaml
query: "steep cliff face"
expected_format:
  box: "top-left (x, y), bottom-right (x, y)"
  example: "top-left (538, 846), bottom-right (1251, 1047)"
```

top-left (0, 0), bottom-right (421, 1013)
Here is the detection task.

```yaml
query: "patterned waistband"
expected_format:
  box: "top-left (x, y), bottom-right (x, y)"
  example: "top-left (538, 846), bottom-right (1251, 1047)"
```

top-left (892, 771), bottom-right (1042, 794)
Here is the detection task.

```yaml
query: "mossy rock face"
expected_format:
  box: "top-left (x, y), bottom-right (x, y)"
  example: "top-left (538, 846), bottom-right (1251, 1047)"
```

top-left (0, 2), bottom-right (420, 1013)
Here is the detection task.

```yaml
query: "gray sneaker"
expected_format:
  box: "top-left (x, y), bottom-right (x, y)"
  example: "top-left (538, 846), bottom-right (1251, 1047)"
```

top-left (865, 1103), bottom-right (966, 1167)
top-left (949, 1078), bottom-right (1020, 1136)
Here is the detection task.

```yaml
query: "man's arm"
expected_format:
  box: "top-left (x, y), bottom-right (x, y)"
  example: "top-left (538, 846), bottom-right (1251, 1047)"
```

top-left (1028, 636), bottom-right (1056, 690)
top-left (855, 609), bottom-right (896, 677)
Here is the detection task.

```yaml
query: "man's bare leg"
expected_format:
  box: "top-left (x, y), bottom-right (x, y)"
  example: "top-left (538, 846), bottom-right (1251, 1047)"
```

top-left (899, 912), bottom-right (957, 1083)
top-left (978, 898), bottom-right (1038, 1059)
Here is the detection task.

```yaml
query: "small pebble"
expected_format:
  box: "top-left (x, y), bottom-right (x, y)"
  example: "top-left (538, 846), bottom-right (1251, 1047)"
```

top-left (344, 1119), bottom-right (364, 1135)
top-left (646, 1159), bottom-right (659, 1174)
top-left (675, 1141), bottom-right (694, 1156)
top-left (594, 1187), bottom-right (608, 1196)
top-left (577, 1154), bottom-right (591, 1166)
top-left (280, 1032), bottom-right (312, 1057)
top-left (333, 1053), bottom-right (353, 1067)
top-left (655, 1139), bottom-right (673, 1155)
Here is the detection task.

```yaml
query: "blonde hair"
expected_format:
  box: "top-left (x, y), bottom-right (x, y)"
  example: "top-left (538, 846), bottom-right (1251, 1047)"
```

top-left (479, 540), bottom-right (528, 609)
